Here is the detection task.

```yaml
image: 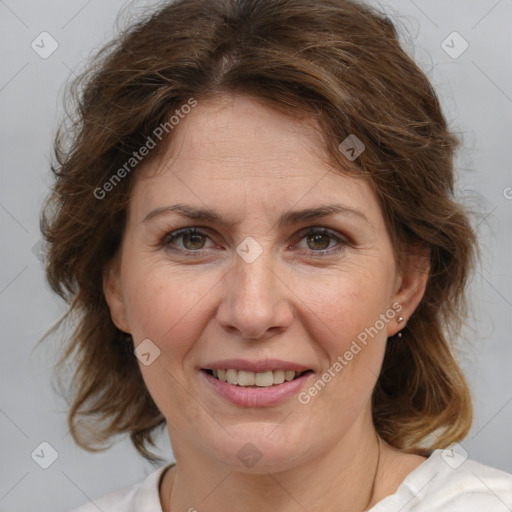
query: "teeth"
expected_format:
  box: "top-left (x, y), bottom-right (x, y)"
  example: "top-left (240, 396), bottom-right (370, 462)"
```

top-left (285, 370), bottom-right (295, 382)
top-left (273, 369), bottom-right (285, 384)
top-left (226, 369), bottom-right (238, 385)
top-left (210, 368), bottom-right (305, 387)
top-left (237, 370), bottom-right (254, 386)
top-left (255, 371), bottom-right (273, 387)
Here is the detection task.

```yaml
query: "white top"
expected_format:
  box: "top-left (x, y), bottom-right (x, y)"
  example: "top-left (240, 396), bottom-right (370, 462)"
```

top-left (70, 450), bottom-right (512, 511)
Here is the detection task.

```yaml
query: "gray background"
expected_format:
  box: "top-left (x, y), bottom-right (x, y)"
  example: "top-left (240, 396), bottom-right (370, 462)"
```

top-left (1, 0), bottom-right (511, 510)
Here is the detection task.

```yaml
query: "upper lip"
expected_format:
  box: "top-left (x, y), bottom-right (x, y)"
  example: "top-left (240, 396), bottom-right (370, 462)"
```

top-left (202, 359), bottom-right (312, 373)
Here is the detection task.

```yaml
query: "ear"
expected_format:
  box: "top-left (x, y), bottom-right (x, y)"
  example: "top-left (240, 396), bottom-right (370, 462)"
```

top-left (387, 246), bottom-right (430, 337)
top-left (103, 254), bottom-right (131, 334)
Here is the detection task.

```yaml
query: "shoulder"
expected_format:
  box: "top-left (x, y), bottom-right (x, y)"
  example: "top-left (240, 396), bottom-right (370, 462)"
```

top-left (67, 463), bottom-right (174, 512)
top-left (372, 449), bottom-right (512, 512)
top-left (69, 485), bottom-right (135, 512)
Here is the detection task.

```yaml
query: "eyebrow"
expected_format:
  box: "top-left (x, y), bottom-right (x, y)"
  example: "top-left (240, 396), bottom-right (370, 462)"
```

top-left (143, 203), bottom-right (372, 229)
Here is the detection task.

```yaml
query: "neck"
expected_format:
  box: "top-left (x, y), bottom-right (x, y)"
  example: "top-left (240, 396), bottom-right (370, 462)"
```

top-left (160, 415), bottom-right (385, 512)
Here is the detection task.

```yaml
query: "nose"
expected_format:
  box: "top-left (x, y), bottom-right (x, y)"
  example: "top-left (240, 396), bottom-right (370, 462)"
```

top-left (216, 250), bottom-right (294, 341)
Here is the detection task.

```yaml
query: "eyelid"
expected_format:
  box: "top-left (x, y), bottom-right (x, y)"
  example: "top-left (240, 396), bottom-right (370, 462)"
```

top-left (159, 225), bottom-right (350, 256)
top-left (292, 226), bottom-right (349, 255)
top-left (160, 227), bottom-right (215, 247)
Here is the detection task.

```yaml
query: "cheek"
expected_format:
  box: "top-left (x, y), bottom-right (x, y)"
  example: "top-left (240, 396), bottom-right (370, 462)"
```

top-left (291, 262), bottom-right (394, 412)
top-left (293, 262), bottom-right (395, 349)
top-left (121, 263), bottom-right (222, 416)
top-left (122, 261), bottom-right (220, 353)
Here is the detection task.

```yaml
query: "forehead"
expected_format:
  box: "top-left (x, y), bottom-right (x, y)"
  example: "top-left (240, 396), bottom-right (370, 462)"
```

top-left (129, 94), bottom-right (379, 223)
top-left (144, 94), bottom-right (333, 177)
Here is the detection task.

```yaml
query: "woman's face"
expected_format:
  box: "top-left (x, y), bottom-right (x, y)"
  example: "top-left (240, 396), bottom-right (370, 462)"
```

top-left (104, 93), bottom-right (426, 472)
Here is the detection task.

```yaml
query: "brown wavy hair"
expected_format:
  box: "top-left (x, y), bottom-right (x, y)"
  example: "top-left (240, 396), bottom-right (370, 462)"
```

top-left (40, 0), bottom-right (477, 463)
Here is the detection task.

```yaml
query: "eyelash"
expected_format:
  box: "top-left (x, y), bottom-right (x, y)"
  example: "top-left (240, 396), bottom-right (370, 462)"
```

top-left (159, 227), bottom-right (348, 258)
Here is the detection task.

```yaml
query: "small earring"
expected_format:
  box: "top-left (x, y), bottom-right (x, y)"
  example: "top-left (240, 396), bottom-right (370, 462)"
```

top-left (396, 317), bottom-right (404, 338)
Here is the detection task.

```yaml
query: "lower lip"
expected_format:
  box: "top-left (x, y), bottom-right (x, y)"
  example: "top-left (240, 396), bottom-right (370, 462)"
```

top-left (200, 370), bottom-right (313, 407)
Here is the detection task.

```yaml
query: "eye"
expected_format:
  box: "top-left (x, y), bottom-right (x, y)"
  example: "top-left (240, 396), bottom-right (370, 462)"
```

top-left (295, 227), bottom-right (346, 256)
top-left (161, 227), bottom-right (214, 253)
top-left (160, 226), bottom-right (347, 257)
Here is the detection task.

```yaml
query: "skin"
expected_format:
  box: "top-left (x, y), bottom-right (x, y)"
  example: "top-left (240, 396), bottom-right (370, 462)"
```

top-left (104, 93), bottom-right (429, 512)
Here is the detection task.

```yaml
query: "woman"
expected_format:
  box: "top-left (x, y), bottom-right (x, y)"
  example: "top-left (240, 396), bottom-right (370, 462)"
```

top-left (40, 0), bottom-right (512, 511)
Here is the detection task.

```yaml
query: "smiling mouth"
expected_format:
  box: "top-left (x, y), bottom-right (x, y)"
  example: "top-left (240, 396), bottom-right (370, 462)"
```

top-left (202, 368), bottom-right (313, 388)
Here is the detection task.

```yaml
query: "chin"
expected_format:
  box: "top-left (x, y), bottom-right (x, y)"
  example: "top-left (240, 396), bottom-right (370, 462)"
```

top-left (201, 424), bottom-right (309, 473)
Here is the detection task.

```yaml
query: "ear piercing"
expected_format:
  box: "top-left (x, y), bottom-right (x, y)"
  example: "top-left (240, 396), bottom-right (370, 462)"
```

top-left (397, 316), bottom-right (404, 338)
